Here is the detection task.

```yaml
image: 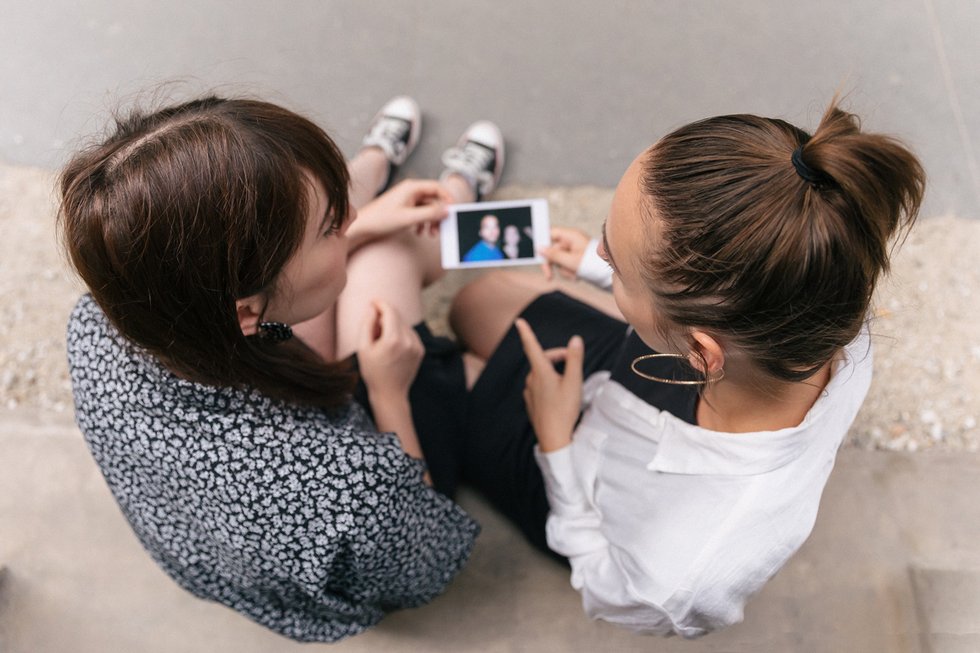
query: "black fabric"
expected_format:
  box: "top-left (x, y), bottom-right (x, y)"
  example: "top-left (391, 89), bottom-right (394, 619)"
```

top-left (609, 331), bottom-right (699, 425)
top-left (461, 292), bottom-right (625, 556)
top-left (351, 323), bottom-right (468, 498)
top-left (462, 291), bottom-right (697, 557)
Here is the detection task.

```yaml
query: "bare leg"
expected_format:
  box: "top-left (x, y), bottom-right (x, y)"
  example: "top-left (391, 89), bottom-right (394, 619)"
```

top-left (292, 147), bottom-right (390, 360)
top-left (296, 145), bottom-right (482, 360)
top-left (333, 229), bottom-right (441, 358)
top-left (333, 171), bottom-right (477, 359)
top-left (441, 173), bottom-right (476, 205)
top-left (450, 269), bottom-right (623, 362)
top-left (347, 147), bottom-right (389, 209)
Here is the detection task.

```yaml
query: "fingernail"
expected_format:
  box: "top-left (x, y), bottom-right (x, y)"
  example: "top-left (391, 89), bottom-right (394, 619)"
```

top-left (570, 335), bottom-right (583, 347)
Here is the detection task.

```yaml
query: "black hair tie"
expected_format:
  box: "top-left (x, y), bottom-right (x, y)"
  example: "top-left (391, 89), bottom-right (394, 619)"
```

top-left (791, 146), bottom-right (825, 186)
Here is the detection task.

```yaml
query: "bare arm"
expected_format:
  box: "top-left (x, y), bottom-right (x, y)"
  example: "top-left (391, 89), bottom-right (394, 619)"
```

top-left (357, 300), bottom-right (425, 460)
top-left (346, 180), bottom-right (453, 253)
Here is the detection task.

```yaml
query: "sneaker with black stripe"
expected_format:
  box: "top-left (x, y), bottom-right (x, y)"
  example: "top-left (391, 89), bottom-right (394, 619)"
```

top-left (360, 95), bottom-right (421, 193)
top-left (440, 121), bottom-right (504, 201)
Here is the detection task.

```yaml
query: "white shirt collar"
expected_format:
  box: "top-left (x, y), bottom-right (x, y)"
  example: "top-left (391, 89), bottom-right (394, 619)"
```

top-left (591, 329), bottom-right (872, 477)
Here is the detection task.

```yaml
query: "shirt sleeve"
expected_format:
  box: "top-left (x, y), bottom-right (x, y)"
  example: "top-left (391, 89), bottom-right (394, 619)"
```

top-left (346, 440), bottom-right (480, 610)
top-left (576, 238), bottom-right (614, 290)
top-left (534, 444), bottom-right (706, 638)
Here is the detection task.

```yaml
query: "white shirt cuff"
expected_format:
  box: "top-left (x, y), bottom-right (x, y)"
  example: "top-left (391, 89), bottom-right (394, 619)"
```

top-left (534, 444), bottom-right (590, 515)
top-left (576, 239), bottom-right (614, 290)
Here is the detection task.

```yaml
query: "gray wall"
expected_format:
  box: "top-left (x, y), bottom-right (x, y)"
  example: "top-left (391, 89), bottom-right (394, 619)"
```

top-left (2, 0), bottom-right (978, 217)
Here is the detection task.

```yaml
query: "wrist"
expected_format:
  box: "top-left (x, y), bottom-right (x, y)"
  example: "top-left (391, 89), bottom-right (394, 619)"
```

top-left (535, 428), bottom-right (573, 453)
top-left (538, 439), bottom-right (572, 454)
top-left (345, 222), bottom-right (375, 252)
top-left (367, 393), bottom-right (423, 459)
top-left (367, 386), bottom-right (411, 408)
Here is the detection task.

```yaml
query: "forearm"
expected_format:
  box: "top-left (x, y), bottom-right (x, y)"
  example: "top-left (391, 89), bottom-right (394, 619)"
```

top-left (345, 179), bottom-right (450, 254)
top-left (344, 222), bottom-right (377, 254)
top-left (368, 392), bottom-right (424, 459)
top-left (534, 445), bottom-right (604, 553)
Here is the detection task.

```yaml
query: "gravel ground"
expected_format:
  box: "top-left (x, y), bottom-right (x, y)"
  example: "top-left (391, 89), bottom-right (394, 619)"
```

top-left (1, 163), bottom-right (977, 452)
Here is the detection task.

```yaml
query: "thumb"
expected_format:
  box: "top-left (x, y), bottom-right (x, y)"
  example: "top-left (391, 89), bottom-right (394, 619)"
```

top-left (564, 335), bottom-right (585, 385)
top-left (376, 300), bottom-right (403, 340)
top-left (544, 246), bottom-right (582, 271)
top-left (539, 256), bottom-right (554, 280)
top-left (406, 201), bottom-right (449, 225)
top-left (358, 303), bottom-right (382, 349)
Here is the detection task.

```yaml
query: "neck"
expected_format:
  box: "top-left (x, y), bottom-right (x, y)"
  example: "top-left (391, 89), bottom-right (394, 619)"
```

top-left (696, 361), bottom-right (833, 433)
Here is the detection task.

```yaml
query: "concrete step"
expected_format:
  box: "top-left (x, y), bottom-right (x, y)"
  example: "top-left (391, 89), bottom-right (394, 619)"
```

top-left (2, 422), bottom-right (979, 652)
top-left (911, 567), bottom-right (980, 653)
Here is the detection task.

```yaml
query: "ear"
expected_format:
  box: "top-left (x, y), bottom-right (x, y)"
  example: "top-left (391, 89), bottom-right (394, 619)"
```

top-left (688, 330), bottom-right (725, 377)
top-left (235, 295), bottom-right (263, 336)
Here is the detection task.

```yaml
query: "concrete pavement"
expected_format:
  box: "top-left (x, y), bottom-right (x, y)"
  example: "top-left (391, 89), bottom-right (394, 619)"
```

top-left (1, 408), bottom-right (979, 653)
top-left (2, 1), bottom-right (979, 219)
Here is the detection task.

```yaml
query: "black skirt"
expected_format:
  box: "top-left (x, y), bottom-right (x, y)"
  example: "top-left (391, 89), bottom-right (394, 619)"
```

top-left (351, 322), bottom-right (468, 498)
top-left (461, 291), bottom-right (697, 557)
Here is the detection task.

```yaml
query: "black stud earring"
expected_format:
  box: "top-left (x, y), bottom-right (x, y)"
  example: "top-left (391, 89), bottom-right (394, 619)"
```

top-left (257, 321), bottom-right (293, 344)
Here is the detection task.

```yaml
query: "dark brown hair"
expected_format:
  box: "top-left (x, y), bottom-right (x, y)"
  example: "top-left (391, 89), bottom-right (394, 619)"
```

top-left (640, 100), bottom-right (925, 384)
top-left (60, 96), bottom-right (356, 408)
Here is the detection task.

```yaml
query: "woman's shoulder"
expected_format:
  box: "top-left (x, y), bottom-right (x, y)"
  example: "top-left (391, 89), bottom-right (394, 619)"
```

top-left (67, 294), bottom-right (148, 374)
top-left (67, 293), bottom-right (113, 348)
top-left (68, 294), bottom-right (201, 415)
top-left (67, 293), bottom-right (155, 405)
top-left (67, 294), bottom-right (371, 439)
top-left (66, 294), bottom-right (412, 470)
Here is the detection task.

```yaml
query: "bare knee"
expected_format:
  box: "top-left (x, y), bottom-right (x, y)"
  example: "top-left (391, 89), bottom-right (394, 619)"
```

top-left (450, 271), bottom-right (523, 330)
top-left (337, 230), bottom-right (437, 357)
top-left (368, 228), bottom-right (444, 286)
top-left (450, 270), bottom-right (555, 357)
top-left (453, 270), bottom-right (549, 308)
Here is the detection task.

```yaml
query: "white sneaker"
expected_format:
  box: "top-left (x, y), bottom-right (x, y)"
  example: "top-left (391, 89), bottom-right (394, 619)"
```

top-left (440, 120), bottom-right (504, 201)
top-left (361, 96), bottom-right (421, 191)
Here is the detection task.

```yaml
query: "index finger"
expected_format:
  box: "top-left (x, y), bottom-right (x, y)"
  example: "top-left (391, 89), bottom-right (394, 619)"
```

top-left (539, 256), bottom-right (553, 280)
top-left (408, 179), bottom-right (454, 205)
top-left (436, 186), bottom-right (455, 205)
top-left (358, 302), bottom-right (382, 346)
top-left (375, 300), bottom-right (405, 339)
top-left (549, 226), bottom-right (580, 243)
top-left (514, 318), bottom-right (550, 369)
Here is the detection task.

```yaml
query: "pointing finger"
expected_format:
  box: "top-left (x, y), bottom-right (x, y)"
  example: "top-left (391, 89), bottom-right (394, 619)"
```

top-left (358, 303), bottom-right (382, 347)
top-left (514, 318), bottom-right (549, 370)
top-left (542, 347), bottom-right (569, 364)
top-left (564, 335), bottom-right (585, 385)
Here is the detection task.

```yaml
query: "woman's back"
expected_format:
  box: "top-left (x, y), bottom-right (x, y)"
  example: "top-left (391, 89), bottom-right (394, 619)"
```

top-left (548, 327), bottom-right (872, 636)
top-left (68, 294), bottom-right (478, 641)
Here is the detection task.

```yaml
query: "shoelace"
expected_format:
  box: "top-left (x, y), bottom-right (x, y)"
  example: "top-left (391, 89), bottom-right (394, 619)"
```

top-left (442, 141), bottom-right (495, 193)
top-left (365, 117), bottom-right (410, 160)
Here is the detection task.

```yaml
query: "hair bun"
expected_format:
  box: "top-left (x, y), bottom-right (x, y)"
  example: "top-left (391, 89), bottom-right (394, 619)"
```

top-left (791, 144), bottom-right (831, 187)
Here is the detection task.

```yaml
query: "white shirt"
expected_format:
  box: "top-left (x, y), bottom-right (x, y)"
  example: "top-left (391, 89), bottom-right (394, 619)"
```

top-left (576, 238), bottom-right (614, 289)
top-left (534, 240), bottom-right (873, 637)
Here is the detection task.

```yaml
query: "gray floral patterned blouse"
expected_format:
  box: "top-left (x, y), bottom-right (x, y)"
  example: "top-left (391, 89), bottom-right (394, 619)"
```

top-left (67, 295), bottom-right (478, 642)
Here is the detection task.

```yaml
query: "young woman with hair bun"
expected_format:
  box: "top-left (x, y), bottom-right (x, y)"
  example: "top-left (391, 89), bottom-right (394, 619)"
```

top-left (451, 99), bottom-right (925, 637)
top-left (60, 94), bottom-right (506, 641)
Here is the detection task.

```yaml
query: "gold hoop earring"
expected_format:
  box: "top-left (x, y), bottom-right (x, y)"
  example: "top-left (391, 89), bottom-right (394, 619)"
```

top-left (630, 353), bottom-right (724, 385)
